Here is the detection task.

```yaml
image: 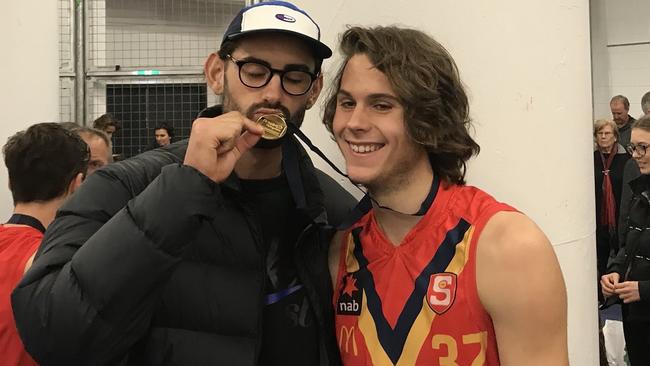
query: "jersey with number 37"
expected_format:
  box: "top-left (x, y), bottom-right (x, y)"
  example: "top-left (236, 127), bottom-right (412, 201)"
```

top-left (333, 183), bottom-right (516, 366)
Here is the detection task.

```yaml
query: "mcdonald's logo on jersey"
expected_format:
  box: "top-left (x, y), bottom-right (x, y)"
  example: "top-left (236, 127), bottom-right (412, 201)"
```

top-left (338, 325), bottom-right (359, 356)
top-left (427, 272), bottom-right (457, 314)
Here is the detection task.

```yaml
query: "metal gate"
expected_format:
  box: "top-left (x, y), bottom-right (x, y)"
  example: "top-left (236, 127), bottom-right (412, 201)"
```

top-left (59, 0), bottom-right (248, 158)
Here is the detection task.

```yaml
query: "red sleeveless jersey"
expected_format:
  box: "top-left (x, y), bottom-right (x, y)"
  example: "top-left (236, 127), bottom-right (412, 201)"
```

top-left (333, 183), bottom-right (515, 366)
top-left (0, 225), bottom-right (41, 366)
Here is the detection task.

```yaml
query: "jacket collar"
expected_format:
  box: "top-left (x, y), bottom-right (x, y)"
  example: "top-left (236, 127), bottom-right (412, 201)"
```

top-left (630, 174), bottom-right (650, 197)
top-left (595, 143), bottom-right (626, 155)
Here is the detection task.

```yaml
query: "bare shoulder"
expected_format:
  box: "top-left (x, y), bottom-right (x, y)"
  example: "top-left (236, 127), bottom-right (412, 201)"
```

top-left (476, 210), bottom-right (562, 307)
top-left (477, 211), bottom-right (553, 265)
top-left (328, 231), bottom-right (345, 288)
top-left (476, 211), bottom-right (568, 365)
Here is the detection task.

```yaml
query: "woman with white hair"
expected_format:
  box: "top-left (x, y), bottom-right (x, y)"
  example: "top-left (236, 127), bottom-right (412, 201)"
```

top-left (594, 118), bottom-right (630, 300)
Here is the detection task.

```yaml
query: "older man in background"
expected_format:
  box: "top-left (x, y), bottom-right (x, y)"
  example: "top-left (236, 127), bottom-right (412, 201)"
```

top-left (610, 95), bottom-right (636, 147)
top-left (73, 127), bottom-right (111, 175)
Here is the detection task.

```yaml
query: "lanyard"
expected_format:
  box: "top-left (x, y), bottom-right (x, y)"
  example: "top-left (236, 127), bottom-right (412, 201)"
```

top-left (265, 284), bottom-right (303, 305)
top-left (289, 124), bottom-right (438, 217)
top-left (6, 214), bottom-right (46, 233)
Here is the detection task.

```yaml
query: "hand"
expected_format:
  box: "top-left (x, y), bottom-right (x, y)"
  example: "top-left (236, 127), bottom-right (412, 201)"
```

top-left (615, 281), bottom-right (641, 303)
top-left (600, 272), bottom-right (620, 298)
top-left (184, 112), bottom-right (263, 183)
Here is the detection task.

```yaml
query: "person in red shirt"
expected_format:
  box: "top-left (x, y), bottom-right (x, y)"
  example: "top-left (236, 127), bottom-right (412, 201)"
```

top-left (323, 26), bottom-right (568, 365)
top-left (0, 123), bottom-right (89, 365)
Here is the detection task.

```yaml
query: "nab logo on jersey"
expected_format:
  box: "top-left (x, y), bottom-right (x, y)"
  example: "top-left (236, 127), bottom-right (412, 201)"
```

top-left (427, 272), bottom-right (457, 314)
top-left (337, 274), bottom-right (362, 316)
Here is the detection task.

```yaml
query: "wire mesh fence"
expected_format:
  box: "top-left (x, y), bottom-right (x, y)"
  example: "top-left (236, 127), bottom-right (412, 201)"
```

top-left (64, 0), bottom-right (246, 158)
top-left (59, 77), bottom-right (76, 123)
top-left (86, 0), bottom-right (243, 71)
top-left (87, 76), bottom-right (219, 159)
top-left (59, 0), bottom-right (76, 123)
top-left (59, 0), bottom-right (74, 73)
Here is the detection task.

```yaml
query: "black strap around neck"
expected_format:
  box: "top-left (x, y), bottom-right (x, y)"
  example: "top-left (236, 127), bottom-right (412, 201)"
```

top-left (7, 214), bottom-right (46, 233)
top-left (288, 124), bottom-right (349, 179)
top-left (376, 174), bottom-right (439, 216)
top-left (282, 137), bottom-right (307, 210)
top-left (288, 124), bottom-right (439, 217)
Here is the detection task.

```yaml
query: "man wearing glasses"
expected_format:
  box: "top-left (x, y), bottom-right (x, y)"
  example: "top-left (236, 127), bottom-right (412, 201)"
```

top-left (12, 2), bottom-right (355, 366)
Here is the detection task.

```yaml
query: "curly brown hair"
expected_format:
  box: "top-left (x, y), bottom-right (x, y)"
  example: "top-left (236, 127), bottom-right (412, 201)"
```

top-left (323, 26), bottom-right (480, 185)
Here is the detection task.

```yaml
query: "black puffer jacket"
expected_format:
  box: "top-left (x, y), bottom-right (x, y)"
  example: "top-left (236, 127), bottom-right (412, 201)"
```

top-left (12, 112), bottom-right (355, 365)
top-left (609, 174), bottom-right (650, 322)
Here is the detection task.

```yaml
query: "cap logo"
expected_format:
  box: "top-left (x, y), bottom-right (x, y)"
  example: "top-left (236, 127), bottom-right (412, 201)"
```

top-left (275, 14), bottom-right (296, 23)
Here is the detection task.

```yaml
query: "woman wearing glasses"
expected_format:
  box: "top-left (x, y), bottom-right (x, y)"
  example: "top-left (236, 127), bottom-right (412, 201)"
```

top-left (602, 114), bottom-right (650, 365)
top-left (593, 119), bottom-right (630, 302)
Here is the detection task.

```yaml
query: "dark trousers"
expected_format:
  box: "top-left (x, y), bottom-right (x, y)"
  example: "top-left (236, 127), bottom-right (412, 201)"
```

top-left (623, 320), bottom-right (650, 365)
top-left (596, 226), bottom-right (618, 302)
top-left (596, 226), bottom-right (617, 276)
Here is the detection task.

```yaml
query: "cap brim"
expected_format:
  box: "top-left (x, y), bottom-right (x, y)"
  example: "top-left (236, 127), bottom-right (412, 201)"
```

top-left (225, 29), bottom-right (332, 59)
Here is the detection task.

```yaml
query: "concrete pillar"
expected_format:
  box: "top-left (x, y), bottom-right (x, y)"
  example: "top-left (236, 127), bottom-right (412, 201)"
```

top-left (299, 1), bottom-right (597, 364)
top-left (0, 1), bottom-right (60, 218)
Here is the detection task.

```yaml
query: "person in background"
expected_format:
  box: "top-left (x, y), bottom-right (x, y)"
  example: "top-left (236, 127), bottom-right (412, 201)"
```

top-left (92, 114), bottom-right (121, 161)
top-left (602, 114), bottom-right (650, 365)
top-left (152, 123), bottom-right (174, 148)
top-left (72, 127), bottom-right (112, 175)
top-left (0, 123), bottom-right (88, 366)
top-left (618, 92), bottom-right (650, 251)
top-left (641, 92), bottom-right (650, 118)
top-left (92, 113), bottom-right (120, 140)
top-left (324, 26), bottom-right (568, 365)
top-left (61, 124), bottom-right (112, 175)
top-left (11, 2), bottom-right (355, 365)
top-left (610, 95), bottom-right (636, 148)
top-left (593, 119), bottom-right (629, 300)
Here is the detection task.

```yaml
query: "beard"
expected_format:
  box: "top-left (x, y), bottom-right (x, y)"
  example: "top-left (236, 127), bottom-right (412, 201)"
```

top-left (222, 82), bottom-right (307, 149)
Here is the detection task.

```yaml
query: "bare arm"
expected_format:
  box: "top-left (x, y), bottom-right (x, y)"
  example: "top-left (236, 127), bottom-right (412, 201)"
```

top-left (477, 211), bottom-right (568, 366)
top-left (23, 253), bottom-right (35, 274)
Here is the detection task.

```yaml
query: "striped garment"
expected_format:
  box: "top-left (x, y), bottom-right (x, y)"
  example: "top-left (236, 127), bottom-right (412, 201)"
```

top-left (333, 183), bottom-right (515, 366)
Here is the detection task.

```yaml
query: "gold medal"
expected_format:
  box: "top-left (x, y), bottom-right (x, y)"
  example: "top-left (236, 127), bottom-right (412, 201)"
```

top-left (256, 114), bottom-right (287, 140)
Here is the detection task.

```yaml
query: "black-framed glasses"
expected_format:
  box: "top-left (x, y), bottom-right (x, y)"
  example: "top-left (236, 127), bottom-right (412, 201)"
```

top-left (227, 54), bottom-right (317, 96)
top-left (626, 143), bottom-right (649, 157)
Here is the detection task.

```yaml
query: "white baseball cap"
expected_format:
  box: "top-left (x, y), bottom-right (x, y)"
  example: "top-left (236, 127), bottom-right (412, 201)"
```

top-left (221, 1), bottom-right (332, 59)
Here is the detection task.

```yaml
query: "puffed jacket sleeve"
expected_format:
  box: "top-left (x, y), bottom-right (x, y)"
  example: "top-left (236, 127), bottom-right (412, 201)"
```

top-left (11, 142), bottom-right (224, 366)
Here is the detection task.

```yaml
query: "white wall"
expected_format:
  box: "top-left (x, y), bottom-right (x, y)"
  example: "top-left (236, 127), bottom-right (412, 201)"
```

top-left (84, 0), bottom-right (236, 122)
top-left (297, 0), bottom-right (597, 364)
top-left (0, 1), bottom-right (59, 219)
top-left (591, 0), bottom-right (650, 119)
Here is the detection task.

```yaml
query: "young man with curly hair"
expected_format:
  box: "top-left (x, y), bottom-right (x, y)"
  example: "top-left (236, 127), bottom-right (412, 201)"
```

top-left (325, 26), bottom-right (568, 366)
